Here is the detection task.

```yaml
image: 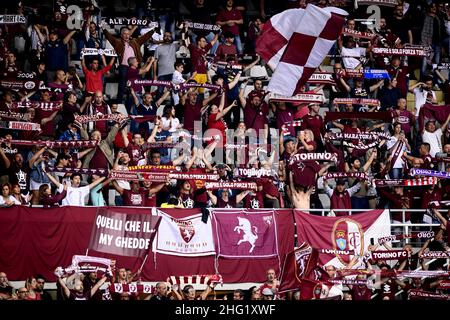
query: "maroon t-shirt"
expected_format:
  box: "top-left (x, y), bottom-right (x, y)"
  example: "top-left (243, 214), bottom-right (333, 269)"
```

top-left (183, 101), bottom-right (203, 132)
top-left (351, 285), bottom-right (372, 300)
top-left (243, 102), bottom-right (269, 134)
top-left (122, 189), bottom-right (148, 206)
top-left (91, 102), bottom-right (108, 135)
top-left (260, 177), bottom-right (279, 198)
top-left (379, 279), bottom-right (397, 300)
top-left (188, 43), bottom-right (212, 74)
top-left (35, 108), bottom-right (55, 136)
top-left (395, 110), bottom-right (414, 134)
top-left (290, 160), bottom-right (320, 188)
top-left (125, 143), bottom-right (146, 166)
top-left (127, 67), bottom-right (142, 92)
top-left (180, 192), bottom-right (195, 208)
top-left (216, 8), bottom-right (243, 35)
top-left (217, 196), bottom-right (237, 208)
top-left (301, 114), bottom-right (324, 145)
top-left (89, 147), bottom-right (108, 169)
top-left (244, 192), bottom-right (264, 209)
top-left (420, 154), bottom-right (433, 169)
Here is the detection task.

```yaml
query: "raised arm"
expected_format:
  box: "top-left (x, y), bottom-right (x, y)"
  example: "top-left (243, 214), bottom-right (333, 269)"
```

top-left (112, 180), bottom-right (124, 195)
top-left (432, 208), bottom-right (448, 226)
top-left (206, 190), bottom-right (218, 205)
top-left (362, 149), bottom-right (377, 172)
top-left (63, 30), bottom-right (77, 45)
top-left (56, 276), bottom-right (71, 299)
top-left (0, 147), bottom-right (11, 168)
top-left (28, 147), bottom-right (46, 168)
top-left (45, 171), bottom-right (62, 189)
top-left (236, 190), bottom-right (251, 203)
top-left (227, 71), bottom-right (242, 90)
top-left (87, 176), bottom-right (106, 190)
top-left (238, 81), bottom-right (248, 107)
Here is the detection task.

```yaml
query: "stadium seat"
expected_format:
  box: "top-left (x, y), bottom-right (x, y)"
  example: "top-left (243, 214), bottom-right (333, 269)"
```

top-left (117, 103), bottom-right (128, 116)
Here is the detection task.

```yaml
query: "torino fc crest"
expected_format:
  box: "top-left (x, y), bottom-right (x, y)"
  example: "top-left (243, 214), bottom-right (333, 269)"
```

top-left (332, 218), bottom-right (364, 265)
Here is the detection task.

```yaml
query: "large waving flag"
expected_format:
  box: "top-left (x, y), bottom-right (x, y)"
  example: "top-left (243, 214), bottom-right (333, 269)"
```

top-left (256, 4), bottom-right (348, 96)
top-left (295, 210), bottom-right (391, 269)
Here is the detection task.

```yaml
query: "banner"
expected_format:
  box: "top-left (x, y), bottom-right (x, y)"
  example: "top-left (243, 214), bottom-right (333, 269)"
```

top-left (342, 28), bottom-right (376, 39)
top-left (212, 209), bottom-right (279, 258)
top-left (408, 290), bottom-right (449, 300)
top-left (0, 139), bottom-right (98, 149)
top-left (409, 168), bottom-right (450, 179)
top-left (372, 47), bottom-right (427, 56)
top-left (364, 69), bottom-right (390, 79)
top-left (81, 48), bottom-right (117, 57)
top-left (0, 15), bottom-right (26, 24)
top-left (184, 21), bottom-right (221, 32)
top-left (154, 209), bottom-right (215, 257)
top-left (307, 72), bottom-right (336, 85)
top-left (46, 166), bottom-right (108, 176)
top-left (377, 231), bottom-right (435, 245)
top-left (278, 242), bottom-right (319, 293)
top-left (438, 281), bottom-right (450, 290)
top-left (268, 93), bottom-right (323, 104)
top-left (167, 274), bottom-right (223, 286)
top-left (324, 172), bottom-right (368, 180)
top-left (128, 165), bottom-right (181, 172)
top-left (419, 251), bottom-right (450, 259)
top-left (374, 177), bottom-right (438, 187)
top-left (108, 283), bottom-right (153, 295)
top-left (0, 121), bottom-right (41, 131)
top-left (369, 250), bottom-right (410, 260)
top-left (88, 208), bottom-right (161, 257)
top-left (204, 181), bottom-right (257, 190)
top-left (0, 79), bottom-right (40, 91)
top-left (295, 209), bottom-right (391, 268)
top-left (10, 101), bottom-right (63, 111)
top-left (289, 152), bottom-right (338, 164)
top-left (325, 131), bottom-right (390, 140)
top-left (333, 98), bottom-right (380, 107)
top-left (0, 111), bottom-right (30, 121)
top-left (75, 113), bottom-right (126, 124)
top-left (103, 17), bottom-right (158, 28)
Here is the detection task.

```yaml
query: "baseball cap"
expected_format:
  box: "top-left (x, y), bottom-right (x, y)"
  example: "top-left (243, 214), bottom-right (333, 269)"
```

top-left (336, 178), bottom-right (346, 186)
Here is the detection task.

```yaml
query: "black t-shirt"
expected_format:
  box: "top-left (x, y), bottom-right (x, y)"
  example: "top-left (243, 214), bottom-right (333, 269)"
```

top-left (8, 163), bottom-right (30, 195)
top-left (69, 290), bottom-right (91, 300)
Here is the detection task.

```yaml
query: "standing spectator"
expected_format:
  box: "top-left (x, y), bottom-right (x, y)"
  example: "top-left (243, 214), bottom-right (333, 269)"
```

top-left (45, 172), bottom-right (105, 206)
top-left (409, 76), bottom-right (436, 117)
top-left (216, 0), bottom-right (244, 54)
top-left (389, 4), bottom-right (414, 45)
top-left (422, 115), bottom-right (450, 157)
top-left (84, 91), bottom-right (112, 137)
top-left (5, 153), bottom-right (30, 197)
top-left (0, 272), bottom-right (14, 300)
top-left (379, 78), bottom-right (402, 111)
top-left (180, 89), bottom-right (217, 133)
top-left (386, 56), bottom-right (409, 97)
top-left (57, 272), bottom-right (107, 301)
top-left (215, 31), bottom-right (237, 62)
top-left (421, 3), bottom-right (443, 74)
top-left (393, 98), bottom-right (415, 144)
top-left (150, 282), bottom-right (169, 301)
top-left (38, 183), bottom-right (67, 207)
top-left (323, 179), bottom-right (362, 215)
top-left (154, 31), bottom-right (178, 97)
top-left (259, 269), bottom-right (279, 297)
top-left (82, 54), bottom-right (115, 94)
top-left (34, 27), bottom-right (76, 80)
top-left (102, 24), bottom-right (155, 103)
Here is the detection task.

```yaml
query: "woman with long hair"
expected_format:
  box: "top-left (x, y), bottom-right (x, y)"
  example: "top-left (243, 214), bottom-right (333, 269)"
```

top-left (24, 277), bottom-right (41, 300)
top-left (0, 183), bottom-right (21, 207)
top-left (11, 183), bottom-right (28, 204)
top-left (38, 183), bottom-right (67, 207)
top-left (161, 105), bottom-right (181, 133)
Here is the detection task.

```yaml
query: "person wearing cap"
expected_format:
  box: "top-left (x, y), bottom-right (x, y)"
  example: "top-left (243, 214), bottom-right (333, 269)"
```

top-left (261, 288), bottom-right (274, 300)
top-left (323, 178), bottom-right (362, 216)
top-left (421, 114), bottom-right (450, 157)
top-left (206, 188), bottom-right (251, 208)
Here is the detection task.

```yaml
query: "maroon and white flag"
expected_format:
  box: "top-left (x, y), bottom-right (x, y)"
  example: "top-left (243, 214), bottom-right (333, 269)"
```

top-left (153, 209), bottom-right (215, 257)
top-left (295, 210), bottom-right (391, 269)
top-left (211, 209), bottom-right (279, 259)
top-left (88, 208), bottom-right (161, 257)
top-left (257, 4), bottom-right (347, 96)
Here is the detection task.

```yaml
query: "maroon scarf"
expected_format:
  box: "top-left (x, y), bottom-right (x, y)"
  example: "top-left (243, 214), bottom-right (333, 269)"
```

top-left (324, 111), bottom-right (393, 124)
top-left (372, 47), bottom-right (427, 56)
top-left (0, 139), bottom-right (98, 149)
top-left (204, 181), bottom-right (257, 190)
top-left (324, 172), bottom-right (368, 180)
top-left (9, 101), bottom-right (63, 111)
top-left (374, 177), bottom-right (438, 187)
top-left (342, 28), bottom-right (376, 39)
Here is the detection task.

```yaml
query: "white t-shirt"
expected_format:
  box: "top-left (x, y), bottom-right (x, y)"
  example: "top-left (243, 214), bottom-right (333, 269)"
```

top-left (341, 47), bottom-right (366, 70)
top-left (386, 136), bottom-right (406, 169)
top-left (422, 128), bottom-right (443, 157)
top-left (161, 117), bottom-right (180, 133)
top-left (58, 185), bottom-right (90, 206)
top-left (0, 195), bottom-right (22, 206)
top-left (413, 87), bottom-right (436, 117)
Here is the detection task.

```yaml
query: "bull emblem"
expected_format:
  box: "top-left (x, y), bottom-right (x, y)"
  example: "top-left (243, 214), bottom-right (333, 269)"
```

top-left (234, 217), bottom-right (258, 253)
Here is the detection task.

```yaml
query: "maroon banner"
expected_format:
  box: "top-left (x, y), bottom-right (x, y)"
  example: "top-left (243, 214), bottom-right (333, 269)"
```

top-left (408, 289), bottom-right (449, 300)
top-left (0, 79), bottom-right (40, 91)
top-left (342, 28), bottom-right (376, 39)
top-left (307, 72), bottom-right (336, 85)
top-left (205, 181), bottom-right (257, 190)
top-left (333, 98), bottom-right (380, 106)
top-left (0, 206), bottom-right (294, 283)
top-left (108, 283), bottom-right (153, 294)
top-left (268, 93), bottom-right (323, 104)
top-left (374, 177), bottom-right (438, 187)
top-left (372, 47), bottom-right (427, 56)
top-left (295, 210), bottom-right (391, 268)
top-left (370, 250), bottom-right (410, 260)
top-left (438, 280), bottom-right (450, 290)
top-left (88, 208), bottom-right (160, 257)
top-left (10, 101), bottom-right (63, 111)
top-left (128, 165), bottom-right (181, 172)
top-left (419, 251), bottom-right (450, 259)
top-left (324, 172), bottom-right (367, 181)
top-left (212, 210), bottom-right (279, 258)
top-left (75, 113), bottom-right (127, 124)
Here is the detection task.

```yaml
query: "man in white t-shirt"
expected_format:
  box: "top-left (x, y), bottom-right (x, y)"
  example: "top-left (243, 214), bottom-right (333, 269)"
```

top-left (408, 77), bottom-right (436, 117)
top-left (422, 116), bottom-right (450, 157)
top-left (338, 37), bottom-right (371, 70)
top-left (45, 172), bottom-right (105, 206)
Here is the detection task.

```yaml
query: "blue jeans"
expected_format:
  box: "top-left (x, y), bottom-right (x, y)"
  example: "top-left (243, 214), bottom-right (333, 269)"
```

top-left (234, 35), bottom-right (243, 54)
top-left (389, 168), bottom-right (403, 179)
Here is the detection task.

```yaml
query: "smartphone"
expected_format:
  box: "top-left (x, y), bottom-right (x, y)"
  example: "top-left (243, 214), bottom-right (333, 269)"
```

top-left (370, 238), bottom-right (374, 246)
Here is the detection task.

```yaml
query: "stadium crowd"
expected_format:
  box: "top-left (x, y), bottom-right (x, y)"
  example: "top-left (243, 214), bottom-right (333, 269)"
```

top-left (0, 0), bottom-right (449, 301)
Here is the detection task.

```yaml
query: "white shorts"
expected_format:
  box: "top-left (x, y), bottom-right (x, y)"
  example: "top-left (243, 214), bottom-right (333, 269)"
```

top-left (29, 179), bottom-right (50, 191)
